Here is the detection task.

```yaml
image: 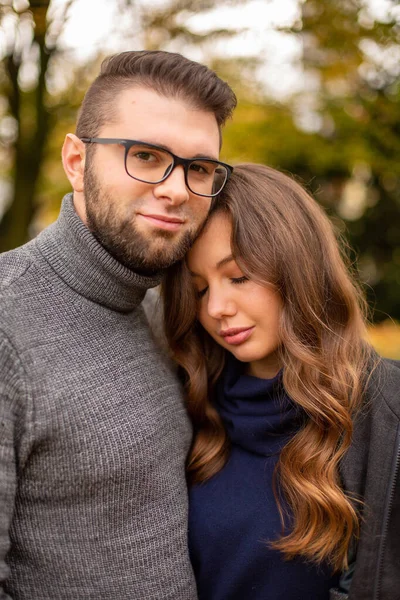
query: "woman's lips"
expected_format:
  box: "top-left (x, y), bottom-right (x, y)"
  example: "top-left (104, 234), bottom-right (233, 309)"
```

top-left (219, 326), bottom-right (255, 345)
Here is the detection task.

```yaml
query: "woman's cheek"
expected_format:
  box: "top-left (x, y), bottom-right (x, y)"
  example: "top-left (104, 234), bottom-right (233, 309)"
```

top-left (198, 305), bottom-right (210, 330)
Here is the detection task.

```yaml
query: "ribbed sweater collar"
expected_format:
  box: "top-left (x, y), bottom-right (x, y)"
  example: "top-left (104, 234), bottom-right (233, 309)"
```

top-left (217, 356), bottom-right (302, 456)
top-left (36, 193), bottom-right (162, 312)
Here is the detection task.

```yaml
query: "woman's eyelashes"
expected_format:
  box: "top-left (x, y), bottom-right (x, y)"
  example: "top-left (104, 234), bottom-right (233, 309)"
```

top-left (195, 275), bottom-right (249, 299)
top-left (231, 275), bottom-right (248, 285)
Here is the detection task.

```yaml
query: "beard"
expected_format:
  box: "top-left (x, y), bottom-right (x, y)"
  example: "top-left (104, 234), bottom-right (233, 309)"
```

top-left (83, 160), bottom-right (204, 274)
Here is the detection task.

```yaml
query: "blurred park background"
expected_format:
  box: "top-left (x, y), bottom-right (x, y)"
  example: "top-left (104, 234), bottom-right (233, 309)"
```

top-left (1, 0), bottom-right (400, 357)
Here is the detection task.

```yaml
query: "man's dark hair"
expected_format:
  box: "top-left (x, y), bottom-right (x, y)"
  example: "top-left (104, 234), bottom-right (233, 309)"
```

top-left (76, 50), bottom-right (237, 138)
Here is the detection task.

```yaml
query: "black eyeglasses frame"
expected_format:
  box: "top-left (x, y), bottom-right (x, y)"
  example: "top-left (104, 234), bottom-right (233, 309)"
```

top-left (80, 137), bottom-right (233, 198)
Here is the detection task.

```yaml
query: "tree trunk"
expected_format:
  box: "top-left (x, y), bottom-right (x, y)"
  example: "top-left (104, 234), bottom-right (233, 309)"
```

top-left (0, 1), bottom-right (52, 253)
top-left (0, 143), bottom-right (41, 252)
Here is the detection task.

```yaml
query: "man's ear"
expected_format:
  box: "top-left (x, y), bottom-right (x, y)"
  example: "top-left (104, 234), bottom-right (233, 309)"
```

top-left (62, 134), bottom-right (86, 192)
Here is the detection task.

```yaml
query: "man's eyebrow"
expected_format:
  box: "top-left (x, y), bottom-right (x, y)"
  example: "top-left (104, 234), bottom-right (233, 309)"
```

top-left (191, 152), bottom-right (219, 161)
top-left (189, 254), bottom-right (234, 277)
top-left (139, 139), bottom-right (218, 162)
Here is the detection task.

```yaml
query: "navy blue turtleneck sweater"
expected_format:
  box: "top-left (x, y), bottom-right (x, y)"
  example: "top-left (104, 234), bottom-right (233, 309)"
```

top-left (188, 357), bottom-right (339, 600)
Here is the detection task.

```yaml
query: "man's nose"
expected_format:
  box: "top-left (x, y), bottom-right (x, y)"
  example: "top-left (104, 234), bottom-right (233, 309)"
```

top-left (153, 165), bottom-right (190, 206)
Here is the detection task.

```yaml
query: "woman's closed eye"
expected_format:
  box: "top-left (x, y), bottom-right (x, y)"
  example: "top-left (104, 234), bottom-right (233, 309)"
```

top-left (231, 276), bottom-right (248, 285)
top-left (196, 286), bottom-right (208, 299)
top-left (195, 276), bottom-right (249, 300)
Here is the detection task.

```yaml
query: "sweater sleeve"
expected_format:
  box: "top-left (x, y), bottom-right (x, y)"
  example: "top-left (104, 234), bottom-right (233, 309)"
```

top-left (0, 331), bottom-right (25, 599)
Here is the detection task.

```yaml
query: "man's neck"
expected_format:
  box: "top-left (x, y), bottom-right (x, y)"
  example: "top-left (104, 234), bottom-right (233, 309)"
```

top-left (72, 191), bottom-right (88, 225)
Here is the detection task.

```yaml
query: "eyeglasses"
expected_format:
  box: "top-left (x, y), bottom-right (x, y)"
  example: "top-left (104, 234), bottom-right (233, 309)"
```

top-left (80, 137), bottom-right (233, 198)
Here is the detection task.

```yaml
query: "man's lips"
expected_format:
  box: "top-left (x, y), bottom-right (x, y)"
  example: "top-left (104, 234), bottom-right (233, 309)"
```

top-left (219, 326), bottom-right (255, 345)
top-left (138, 213), bottom-right (185, 231)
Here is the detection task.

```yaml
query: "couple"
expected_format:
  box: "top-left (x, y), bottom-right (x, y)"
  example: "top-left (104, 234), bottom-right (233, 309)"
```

top-left (0, 50), bottom-right (399, 600)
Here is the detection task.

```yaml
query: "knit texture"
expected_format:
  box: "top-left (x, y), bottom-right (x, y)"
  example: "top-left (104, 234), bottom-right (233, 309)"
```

top-left (0, 194), bottom-right (197, 600)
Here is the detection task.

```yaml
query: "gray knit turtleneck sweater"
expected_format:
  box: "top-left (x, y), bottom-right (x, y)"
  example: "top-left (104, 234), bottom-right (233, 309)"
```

top-left (0, 195), bottom-right (197, 600)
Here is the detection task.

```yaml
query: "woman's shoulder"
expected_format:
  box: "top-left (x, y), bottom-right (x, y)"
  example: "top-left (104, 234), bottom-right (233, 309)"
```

top-left (366, 356), bottom-right (400, 420)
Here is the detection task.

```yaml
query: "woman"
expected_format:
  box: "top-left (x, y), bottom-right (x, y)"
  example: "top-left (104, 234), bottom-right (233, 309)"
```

top-left (162, 164), bottom-right (400, 600)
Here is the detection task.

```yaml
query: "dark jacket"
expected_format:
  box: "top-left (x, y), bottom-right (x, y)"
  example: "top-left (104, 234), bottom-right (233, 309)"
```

top-left (331, 358), bottom-right (400, 600)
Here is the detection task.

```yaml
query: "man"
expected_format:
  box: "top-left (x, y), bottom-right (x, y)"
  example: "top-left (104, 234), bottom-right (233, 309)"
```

top-left (0, 50), bottom-right (236, 599)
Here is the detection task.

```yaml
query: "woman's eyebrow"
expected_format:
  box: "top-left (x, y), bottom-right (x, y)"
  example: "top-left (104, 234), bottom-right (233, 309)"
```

top-left (189, 254), bottom-right (234, 278)
top-left (216, 254), bottom-right (234, 269)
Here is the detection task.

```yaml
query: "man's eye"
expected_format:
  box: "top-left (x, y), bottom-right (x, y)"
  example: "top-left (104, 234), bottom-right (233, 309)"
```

top-left (134, 152), bottom-right (156, 162)
top-left (190, 163), bottom-right (210, 175)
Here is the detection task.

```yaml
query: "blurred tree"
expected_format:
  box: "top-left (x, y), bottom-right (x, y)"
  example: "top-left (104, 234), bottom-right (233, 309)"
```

top-left (223, 0), bottom-right (400, 321)
top-left (289, 0), bottom-right (400, 321)
top-left (0, 0), bottom-right (72, 251)
top-left (139, 0), bottom-right (243, 51)
top-left (0, 0), bottom-right (86, 252)
top-left (0, 0), bottom-right (247, 252)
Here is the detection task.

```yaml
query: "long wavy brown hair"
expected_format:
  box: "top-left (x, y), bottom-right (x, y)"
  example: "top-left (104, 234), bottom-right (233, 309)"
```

top-left (162, 163), bottom-right (375, 571)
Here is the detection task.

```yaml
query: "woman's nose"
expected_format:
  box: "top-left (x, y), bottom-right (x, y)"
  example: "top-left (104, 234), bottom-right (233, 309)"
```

top-left (207, 290), bottom-right (237, 319)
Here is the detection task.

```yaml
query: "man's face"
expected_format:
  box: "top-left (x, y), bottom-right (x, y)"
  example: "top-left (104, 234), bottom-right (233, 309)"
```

top-left (82, 86), bottom-right (221, 273)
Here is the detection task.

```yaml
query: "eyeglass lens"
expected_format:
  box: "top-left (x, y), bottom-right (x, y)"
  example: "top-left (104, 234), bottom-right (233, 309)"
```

top-left (125, 144), bottom-right (228, 196)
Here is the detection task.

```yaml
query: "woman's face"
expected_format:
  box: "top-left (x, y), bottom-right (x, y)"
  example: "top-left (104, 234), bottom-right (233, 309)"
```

top-left (187, 212), bottom-right (283, 379)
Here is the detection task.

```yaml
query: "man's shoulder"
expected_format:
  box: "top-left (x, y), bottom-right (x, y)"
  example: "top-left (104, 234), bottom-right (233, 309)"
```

top-left (141, 287), bottom-right (179, 374)
top-left (0, 239), bottom-right (45, 332)
top-left (0, 241), bottom-right (35, 292)
top-left (142, 287), bottom-right (168, 351)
